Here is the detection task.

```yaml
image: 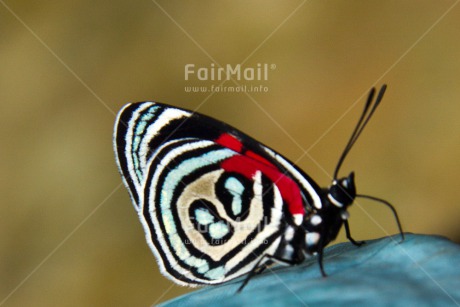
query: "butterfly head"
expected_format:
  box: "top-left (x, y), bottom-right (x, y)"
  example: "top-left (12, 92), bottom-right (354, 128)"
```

top-left (327, 171), bottom-right (356, 210)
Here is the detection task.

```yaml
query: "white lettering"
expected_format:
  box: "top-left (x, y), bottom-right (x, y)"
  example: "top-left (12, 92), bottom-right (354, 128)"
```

top-left (184, 64), bottom-right (195, 80)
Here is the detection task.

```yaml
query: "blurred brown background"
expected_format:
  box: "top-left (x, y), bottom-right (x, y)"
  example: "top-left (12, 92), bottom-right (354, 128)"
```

top-left (1, 1), bottom-right (459, 306)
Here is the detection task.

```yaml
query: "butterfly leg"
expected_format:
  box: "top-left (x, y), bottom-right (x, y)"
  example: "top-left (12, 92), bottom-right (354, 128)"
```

top-left (236, 254), bottom-right (300, 293)
top-left (317, 236), bottom-right (327, 277)
top-left (344, 220), bottom-right (365, 246)
top-left (237, 255), bottom-right (270, 293)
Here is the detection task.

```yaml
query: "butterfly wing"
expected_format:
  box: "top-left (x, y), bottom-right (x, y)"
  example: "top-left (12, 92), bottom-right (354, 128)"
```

top-left (114, 102), bottom-right (322, 286)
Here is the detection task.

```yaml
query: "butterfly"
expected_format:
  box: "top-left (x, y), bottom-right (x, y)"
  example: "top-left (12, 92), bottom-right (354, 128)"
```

top-left (113, 85), bottom-right (403, 291)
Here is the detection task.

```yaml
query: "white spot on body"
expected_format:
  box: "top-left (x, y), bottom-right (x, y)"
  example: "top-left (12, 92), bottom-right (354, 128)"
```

top-left (310, 215), bottom-right (322, 226)
top-left (341, 210), bottom-right (350, 220)
top-left (306, 232), bottom-right (320, 247)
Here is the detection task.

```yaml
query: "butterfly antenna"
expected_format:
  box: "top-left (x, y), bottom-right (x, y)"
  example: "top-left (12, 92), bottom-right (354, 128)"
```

top-left (333, 85), bottom-right (387, 179)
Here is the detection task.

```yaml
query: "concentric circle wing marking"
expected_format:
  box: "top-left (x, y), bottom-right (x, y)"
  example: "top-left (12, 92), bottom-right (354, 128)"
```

top-left (142, 139), bottom-right (285, 284)
top-left (113, 101), bottom-right (323, 286)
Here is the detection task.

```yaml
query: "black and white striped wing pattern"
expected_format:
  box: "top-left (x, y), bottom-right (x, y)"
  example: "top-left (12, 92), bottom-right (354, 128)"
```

top-left (114, 102), bottom-right (322, 286)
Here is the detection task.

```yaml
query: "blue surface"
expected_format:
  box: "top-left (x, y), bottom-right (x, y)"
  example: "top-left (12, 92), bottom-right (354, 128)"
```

top-left (159, 234), bottom-right (460, 306)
